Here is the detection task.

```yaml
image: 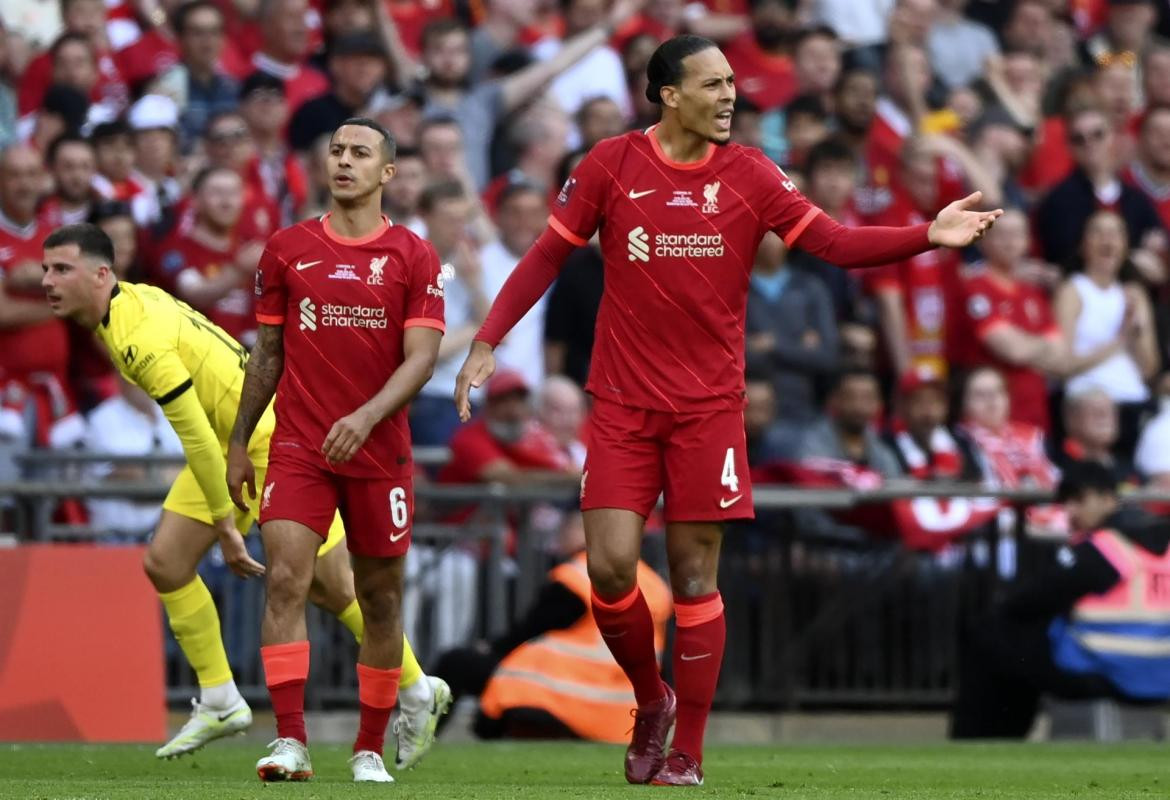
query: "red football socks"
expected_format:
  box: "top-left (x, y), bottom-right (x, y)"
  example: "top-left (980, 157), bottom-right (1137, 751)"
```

top-left (261, 641), bottom-right (310, 745)
top-left (354, 664), bottom-right (401, 755)
top-left (671, 592), bottom-right (726, 764)
top-left (592, 586), bottom-right (667, 707)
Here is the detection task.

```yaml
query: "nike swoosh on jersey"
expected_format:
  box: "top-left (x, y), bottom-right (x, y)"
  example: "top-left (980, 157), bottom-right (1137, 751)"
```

top-left (628, 189), bottom-right (656, 199)
top-left (295, 260), bottom-right (322, 271)
top-left (680, 652), bottom-right (712, 661)
top-left (389, 529), bottom-right (409, 542)
top-left (719, 494), bottom-right (743, 509)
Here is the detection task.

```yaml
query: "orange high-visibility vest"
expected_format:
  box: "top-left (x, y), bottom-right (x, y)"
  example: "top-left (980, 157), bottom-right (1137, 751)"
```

top-left (480, 552), bottom-right (672, 742)
top-left (1050, 528), bottom-right (1170, 699)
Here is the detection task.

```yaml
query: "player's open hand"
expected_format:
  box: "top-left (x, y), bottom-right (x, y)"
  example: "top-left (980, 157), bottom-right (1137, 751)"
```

top-left (322, 408), bottom-right (376, 464)
top-left (214, 516), bottom-right (265, 579)
top-left (454, 340), bottom-right (495, 423)
top-left (927, 192), bottom-right (1004, 249)
top-left (226, 441), bottom-right (256, 513)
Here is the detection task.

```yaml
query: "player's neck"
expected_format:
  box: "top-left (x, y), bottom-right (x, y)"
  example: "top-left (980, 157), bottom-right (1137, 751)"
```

top-left (82, 280), bottom-right (117, 330)
top-left (326, 201), bottom-right (387, 240)
top-left (652, 119), bottom-right (713, 164)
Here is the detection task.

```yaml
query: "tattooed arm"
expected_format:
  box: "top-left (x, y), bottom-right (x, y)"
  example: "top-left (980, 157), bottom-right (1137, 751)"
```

top-left (226, 323), bottom-right (284, 510)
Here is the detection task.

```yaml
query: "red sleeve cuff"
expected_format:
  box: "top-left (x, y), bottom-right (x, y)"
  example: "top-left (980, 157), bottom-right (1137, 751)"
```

top-left (405, 317), bottom-right (445, 333)
top-left (256, 312), bottom-right (284, 324)
top-left (547, 215), bottom-right (587, 247)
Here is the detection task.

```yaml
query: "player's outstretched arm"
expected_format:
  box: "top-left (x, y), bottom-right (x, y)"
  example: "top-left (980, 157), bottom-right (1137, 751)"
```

top-left (791, 192), bottom-right (1003, 269)
top-left (321, 326), bottom-right (442, 464)
top-left (227, 322), bottom-right (284, 511)
top-left (454, 225), bottom-right (577, 421)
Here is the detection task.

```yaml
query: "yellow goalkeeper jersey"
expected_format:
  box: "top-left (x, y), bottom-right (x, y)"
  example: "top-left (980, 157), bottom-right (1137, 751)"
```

top-left (94, 281), bottom-right (275, 520)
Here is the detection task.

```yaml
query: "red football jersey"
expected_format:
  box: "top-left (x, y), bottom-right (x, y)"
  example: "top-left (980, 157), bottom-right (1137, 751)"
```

top-left (550, 126), bottom-right (822, 412)
top-left (156, 230), bottom-right (255, 344)
top-left (438, 418), bottom-right (569, 484)
top-left (255, 215), bottom-right (445, 478)
top-left (0, 217), bottom-right (65, 378)
top-left (959, 269), bottom-right (1060, 430)
top-left (113, 30), bottom-right (180, 87)
top-left (722, 33), bottom-right (797, 111)
top-left (864, 194), bottom-right (961, 377)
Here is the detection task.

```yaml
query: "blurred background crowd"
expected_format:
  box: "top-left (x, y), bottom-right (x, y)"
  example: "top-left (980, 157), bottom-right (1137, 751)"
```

top-left (3, 0), bottom-right (1170, 540)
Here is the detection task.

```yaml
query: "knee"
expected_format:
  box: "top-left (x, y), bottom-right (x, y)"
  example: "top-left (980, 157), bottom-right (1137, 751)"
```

top-left (355, 581), bottom-right (401, 623)
top-left (142, 546), bottom-right (183, 590)
top-left (586, 551), bottom-right (637, 597)
top-left (266, 563), bottom-right (311, 611)
top-left (668, 544), bottom-right (720, 598)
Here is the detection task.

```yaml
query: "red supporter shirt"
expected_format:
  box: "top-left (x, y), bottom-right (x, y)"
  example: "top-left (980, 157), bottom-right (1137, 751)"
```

top-left (865, 193), bottom-right (961, 376)
top-left (156, 230), bottom-right (256, 343)
top-left (1017, 116), bottom-right (1074, 195)
top-left (113, 30), bottom-right (180, 87)
top-left (37, 197), bottom-right (91, 229)
top-left (18, 49), bottom-right (130, 115)
top-left (0, 217), bottom-right (65, 377)
top-left (959, 269), bottom-right (1060, 430)
top-left (722, 33), bottom-right (797, 111)
top-left (438, 418), bottom-right (569, 484)
top-left (549, 126), bottom-right (828, 412)
top-left (254, 215), bottom-right (445, 478)
top-left (388, 0), bottom-right (454, 55)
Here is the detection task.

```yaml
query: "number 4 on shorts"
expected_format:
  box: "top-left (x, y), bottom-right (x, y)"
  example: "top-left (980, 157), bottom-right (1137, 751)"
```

top-left (721, 448), bottom-right (739, 493)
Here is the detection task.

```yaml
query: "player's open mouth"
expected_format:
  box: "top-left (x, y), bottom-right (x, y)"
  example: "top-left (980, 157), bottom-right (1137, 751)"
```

top-left (45, 292), bottom-right (60, 304)
top-left (334, 174), bottom-right (354, 186)
top-left (714, 110), bottom-right (732, 131)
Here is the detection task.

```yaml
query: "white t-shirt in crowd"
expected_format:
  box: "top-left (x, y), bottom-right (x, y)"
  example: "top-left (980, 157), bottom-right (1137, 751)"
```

top-left (480, 238), bottom-right (549, 391)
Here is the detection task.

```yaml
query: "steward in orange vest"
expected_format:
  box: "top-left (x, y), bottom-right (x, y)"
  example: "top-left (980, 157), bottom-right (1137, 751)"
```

top-left (480, 551), bottom-right (672, 742)
top-left (432, 546), bottom-right (671, 742)
top-left (951, 461), bottom-right (1170, 739)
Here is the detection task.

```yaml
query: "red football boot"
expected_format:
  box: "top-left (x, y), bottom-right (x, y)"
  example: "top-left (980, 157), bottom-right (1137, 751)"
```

top-left (624, 684), bottom-right (676, 784)
top-left (651, 750), bottom-right (704, 786)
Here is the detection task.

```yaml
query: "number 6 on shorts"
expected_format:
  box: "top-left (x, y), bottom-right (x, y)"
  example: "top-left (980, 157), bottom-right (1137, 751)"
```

top-left (389, 486), bottom-right (409, 529)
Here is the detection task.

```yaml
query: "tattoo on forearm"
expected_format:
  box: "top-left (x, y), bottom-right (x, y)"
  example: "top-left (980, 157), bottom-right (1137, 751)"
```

top-left (230, 324), bottom-right (284, 445)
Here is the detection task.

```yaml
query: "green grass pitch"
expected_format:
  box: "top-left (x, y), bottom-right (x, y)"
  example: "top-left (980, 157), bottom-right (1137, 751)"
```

top-left (0, 741), bottom-right (1165, 799)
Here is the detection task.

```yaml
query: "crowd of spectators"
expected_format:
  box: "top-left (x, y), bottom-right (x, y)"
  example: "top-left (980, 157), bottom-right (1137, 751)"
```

top-left (3, 0), bottom-right (1170, 537)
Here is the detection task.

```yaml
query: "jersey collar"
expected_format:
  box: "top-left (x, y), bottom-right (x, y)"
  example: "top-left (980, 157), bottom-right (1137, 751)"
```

top-left (101, 282), bottom-right (121, 328)
top-left (645, 124), bottom-right (716, 170)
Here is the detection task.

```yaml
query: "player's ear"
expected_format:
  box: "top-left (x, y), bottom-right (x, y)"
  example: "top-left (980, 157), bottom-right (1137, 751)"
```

top-left (381, 161), bottom-right (397, 185)
top-left (661, 85), bottom-right (680, 110)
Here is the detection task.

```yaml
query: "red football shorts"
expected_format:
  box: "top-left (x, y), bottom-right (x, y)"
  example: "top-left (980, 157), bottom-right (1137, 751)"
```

top-left (580, 397), bottom-right (753, 522)
top-left (259, 442), bottom-right (413, 557)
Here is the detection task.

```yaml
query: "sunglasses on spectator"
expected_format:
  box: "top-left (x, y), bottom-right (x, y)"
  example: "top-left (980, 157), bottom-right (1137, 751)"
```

top-left (1069, 128), bottom-right (1107, 146)
top-left (208, 128), bottom-right (249, 142)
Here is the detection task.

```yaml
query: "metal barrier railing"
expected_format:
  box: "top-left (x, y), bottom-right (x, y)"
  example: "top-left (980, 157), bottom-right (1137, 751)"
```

top-left (6, 452), bottom-right (1169, 710)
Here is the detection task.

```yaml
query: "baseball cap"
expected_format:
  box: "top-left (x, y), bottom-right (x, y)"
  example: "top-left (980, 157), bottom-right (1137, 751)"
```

top-left (485, 369), bottom-right (530, 400)
top-left (128, 94), bottom-right (179, 131)
top-left (899, 364), bottom-right (945, 396)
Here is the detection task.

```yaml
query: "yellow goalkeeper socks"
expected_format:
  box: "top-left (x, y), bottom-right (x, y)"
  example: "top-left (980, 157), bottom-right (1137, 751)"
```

top-left (337, 598), bottom-right (365, 642)
top-left (159, 576), bottom-right (233, 690)
top-left (335, 599), bottom-right (423, 689)
top-left (400, 635), bottom-right (422, 689)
